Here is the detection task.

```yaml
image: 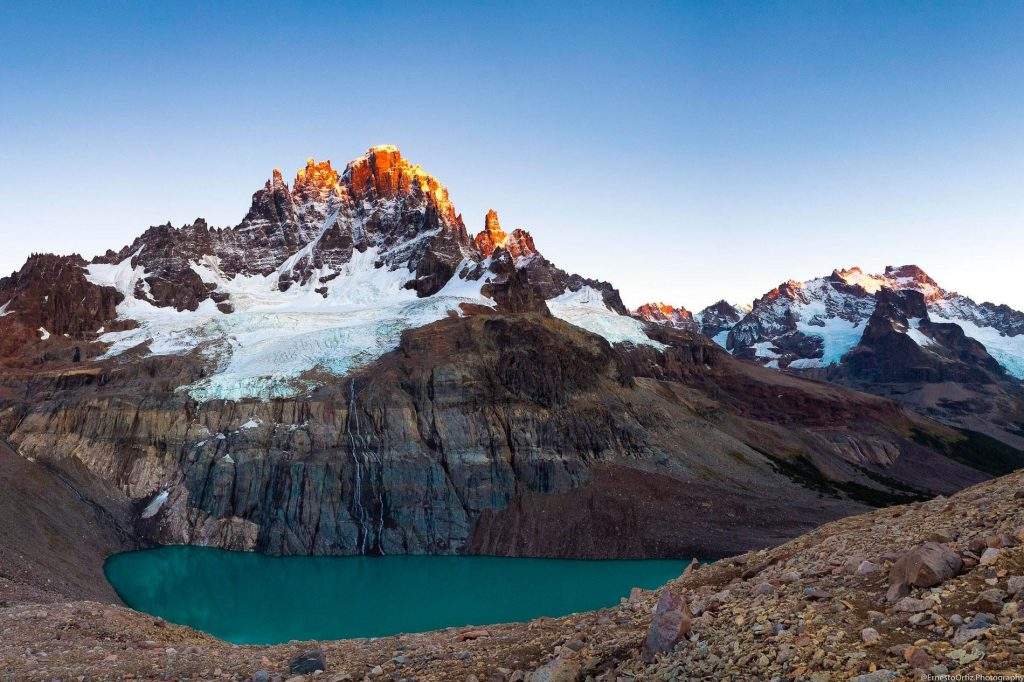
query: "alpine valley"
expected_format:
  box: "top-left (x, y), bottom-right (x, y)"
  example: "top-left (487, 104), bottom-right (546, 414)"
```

top-left (2, 146), bottom-right (1024, 678)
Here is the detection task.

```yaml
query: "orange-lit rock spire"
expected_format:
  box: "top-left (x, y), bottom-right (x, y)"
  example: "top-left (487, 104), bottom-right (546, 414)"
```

top-left (292, 158), bottom-right (344, 203)
top-left (635, 302), bottom-right (695, 326)
top-left (474, 210), bottom-right (537, 259)
top-left (474, 209), bottom-right (508, 256)
top-left (344, 145), bottom-right (458, 224)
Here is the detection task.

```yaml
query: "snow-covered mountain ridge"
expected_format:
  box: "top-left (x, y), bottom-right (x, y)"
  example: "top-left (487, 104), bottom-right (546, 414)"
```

top-left (638, 265), bottom-right (1024, 380)
top-left (0, 146), bottom-right (656, 400)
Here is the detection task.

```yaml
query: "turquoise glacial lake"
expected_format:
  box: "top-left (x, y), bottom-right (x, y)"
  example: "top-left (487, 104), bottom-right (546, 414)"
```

top-left (105, 546), bottom-right (687, 645)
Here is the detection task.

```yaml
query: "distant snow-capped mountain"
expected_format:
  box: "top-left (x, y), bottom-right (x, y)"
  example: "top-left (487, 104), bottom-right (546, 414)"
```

top-left (639, 265), bottom-right (1023, 381)
top-left (723, 265), bottom-right (1023, 379)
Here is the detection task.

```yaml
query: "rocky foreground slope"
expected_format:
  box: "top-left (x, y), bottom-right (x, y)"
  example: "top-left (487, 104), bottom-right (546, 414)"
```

top-left (3, 457), bottom-right (1023, 680)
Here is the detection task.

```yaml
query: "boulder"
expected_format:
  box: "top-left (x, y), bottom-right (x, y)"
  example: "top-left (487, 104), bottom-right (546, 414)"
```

top-left (289, 649), bottom-right (327, 675)
top-left (642, 590), bottom-right (692, 663)
top-left (979, 547), bottom-right (1002, 565)
top-left (887, 542), bottom-right (962, 601)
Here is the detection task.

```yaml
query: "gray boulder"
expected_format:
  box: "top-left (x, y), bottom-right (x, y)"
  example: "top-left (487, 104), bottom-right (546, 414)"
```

top-left (887, 542), bottom-right (962, 601)
top-left (642, 589), bottom-right (692, 663)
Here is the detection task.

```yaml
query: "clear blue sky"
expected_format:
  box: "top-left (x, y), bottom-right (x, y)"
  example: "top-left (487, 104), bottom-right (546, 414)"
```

top-left (2, 2), bottom-right (1022, 310)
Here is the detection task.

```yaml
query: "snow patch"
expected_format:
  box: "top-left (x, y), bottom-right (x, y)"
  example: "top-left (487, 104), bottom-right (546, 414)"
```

top-left (932, 314), bottom-right (1024, 379)
top-left (751, 341), bottom-right (780, 360)
top-left (547, 286), bottom-right (665, 349)
top-left (796, 316), bottom-right (867, 366)
top-left (240, 418), bottom-right (261, 430)
top-left (904, 318), bottom-right (937, 348)
top-left (141, 490), bottom-right (169, 519)
top-left (37, 327), bottom-right (50, 341)
top-left (86, 246), bottom-right (494, 402)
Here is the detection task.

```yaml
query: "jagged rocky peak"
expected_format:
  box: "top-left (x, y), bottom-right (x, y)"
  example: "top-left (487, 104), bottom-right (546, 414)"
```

top-left (638, 299), bottom-right (745, 342)
top-left (697, 300), bottom-right (746, 340)
top-left (883, 264), bottom-right (943, 300)
top-left (291, 158), bottom-right (345, 204)
top-left (474, 209), bottom-right (507, 256)
top-left (473, 209), bottom-right (537, 260)
top-left (755, 279), bottom-right (806, 307)
top-left (634, 302), bottom-right (696, 329)
top-left (344, 145), bottom-right (459, 224)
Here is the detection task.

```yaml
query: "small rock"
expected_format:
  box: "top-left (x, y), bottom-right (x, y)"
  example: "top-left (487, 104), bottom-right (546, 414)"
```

top-left (803, 587), bottom-right (829, 601)
top-left (252, 672), bottom-right (270, 682)
top-left (979, 547), bottom-right (1001, 565)
top-left (849, 671), bottom-right (896, 682)
top-left (754, 582), bottom-right (775, 596)
top-left (904, 646), bottom-right (934, 669)
top-left (526, 654), bottom-right (581, 682)
top-left (289, 649), bottom-right (327, 675)
top-left (893, 596), bottom-right (931, 613)
top-left (861, 627), bottom-right (880, 645)
top-left (369, 665), bottom-right (383, 677)
top-left (779, 571), bottom-right (801, 584)
top-left (856, 560), bottom-right (880, 576)
top-left (1007, 575), bottom-right (1024, 595)
top-left (457, 629), bottom-right (490, 641)
top-left (974, 588), bottom-right (1006, 611)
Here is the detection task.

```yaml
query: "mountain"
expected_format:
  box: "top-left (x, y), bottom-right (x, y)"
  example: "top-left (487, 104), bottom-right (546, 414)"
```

top-left (724, 265), bottom-right (1024, 378)
top-left (634, 300), bottom-right (746, 343)
top-left (0, 147), bottom-right (1021, 561)
top-left (640, 265), bottom-right (1024, 448)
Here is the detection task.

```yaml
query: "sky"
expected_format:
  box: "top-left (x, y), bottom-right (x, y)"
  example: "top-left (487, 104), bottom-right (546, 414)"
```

top-left (1, 2), bottom-right (1022, 311)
